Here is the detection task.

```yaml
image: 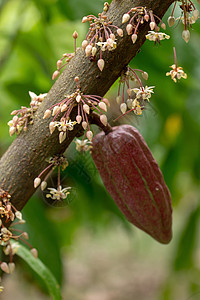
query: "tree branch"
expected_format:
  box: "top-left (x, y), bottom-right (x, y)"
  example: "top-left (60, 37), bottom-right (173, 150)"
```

top-left (0, 0), bottom-right (174, 211)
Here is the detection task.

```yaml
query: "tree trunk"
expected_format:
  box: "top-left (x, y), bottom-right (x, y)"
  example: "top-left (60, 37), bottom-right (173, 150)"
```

top-left (0, 0), bottom-right (174, 211)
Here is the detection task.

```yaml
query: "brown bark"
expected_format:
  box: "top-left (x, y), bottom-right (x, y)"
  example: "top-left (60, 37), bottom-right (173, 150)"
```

top-left (0, 0), bottom-right (174, 211)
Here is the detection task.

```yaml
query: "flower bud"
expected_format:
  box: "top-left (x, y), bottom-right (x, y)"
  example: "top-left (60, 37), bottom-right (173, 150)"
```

top-left (127, 88), bottom-right (132, 96)
top-left (22, 232), bottom-right (29, 239)
top-left (98, 102), bottom-right (107, 112)
top-left (43, 109), bottom-right (51, 119)
top-left (76, 115), bottom-right (82, 124)
top-left (182, 30), bottom-right (190, 43)
top-left (82, 16), bottom-right (88, 23)
top-left (110, 33), bottom-right (115, 41)
top-left (82, 121), bottom-right (87, 130)
top-left (131, 34), bottom-right (137, 44)
top-left (117, 28), bottom-right (123, 37)
top-left (120, 103), bottom-right (127, 114)
top-left (9, 126), bottom-right (16, 136)
top-left (86, 130), bottom-right (93, 141)
top-left (34, 177), bottom-right (41, 188)
top-left (31, 248), bottom-right (38, 259)
top-left (8, 121), bottom-right (13, 127)
top-left (41, 181), bottom-right (47, 191)
top-left (9, 263), bottom-right (15, 274)
top-left (150, 21), bottom-right (155, 30)
top-left (168, 16), bottom-right (175, 27)
top-left (52, 70), bottom-right (60, 80)
top-left (97, 59), bottom-right (105, 71)
top-left (126, 24), bottom-right (133, 35)
top-left (57, 60), bottom-right (63, 69)
top-left (193, 9), bottom-right (199, 21)
top-left (61, 104), bottom-right (68, 112)
top-left (10, 109), bottom-right (17, 116)
top-left (76, 94), bottom-right (82, 103)
top-left (1, 262), bottom-right (9, 274)
top-left (49, 122), bottom-right (56, 134)
top-left (15, 211), bottom-right (22, 220)
top-left (73, 31), bottom-right (78, 39)
top-left (11, 110), bottom-right (18, 115)
top-left (83, 104), bottom-right (90, 114)
top-left (82, 40), bottom-right (88, 50)
top-left (144, 14), bottom-right (149, 22)
top-left (74, 76), bottom-right (79, 82)
top-left (52, 105), bottom-right (60, 116)
top-left (142, 72), bottom-right (148, 80)
top-left (59, 131), bottom-right (66, 144)
top-left (92, 47), bottom-right (97, 56)
top-left (122, 13), bottom-right (130, 24)
top-left (116, 96), bottom-right (122, 104)
top-left (100, 115), bottom-right (107, 126)
top-left (103, 2), bottom-right (109, 12)
top-left (85, 45), bottom-right (92, 56)
top-left (161, 23), bottom-right (166, 30)
top-left (12, 116), bottom-right (18, 124)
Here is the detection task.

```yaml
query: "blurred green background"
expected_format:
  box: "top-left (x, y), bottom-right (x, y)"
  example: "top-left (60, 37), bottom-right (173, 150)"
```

top-left (1, 0), bottom-right (200, 299)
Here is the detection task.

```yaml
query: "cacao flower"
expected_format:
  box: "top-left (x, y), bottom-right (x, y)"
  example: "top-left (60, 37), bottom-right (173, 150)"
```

top-left (91, 125), bottom-right (172, 244)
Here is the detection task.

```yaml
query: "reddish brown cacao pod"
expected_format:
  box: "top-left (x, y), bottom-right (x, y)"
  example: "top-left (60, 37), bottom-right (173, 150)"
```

top-left (91, 125), bottom-right (172, 244)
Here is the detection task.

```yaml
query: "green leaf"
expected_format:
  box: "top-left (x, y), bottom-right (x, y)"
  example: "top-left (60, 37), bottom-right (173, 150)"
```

top-left (12, 241), bottom-right (62, 300)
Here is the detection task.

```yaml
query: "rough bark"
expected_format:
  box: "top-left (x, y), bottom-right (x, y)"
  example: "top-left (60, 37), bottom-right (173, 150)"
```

top-left (0, 0), bottom-right (174, 211)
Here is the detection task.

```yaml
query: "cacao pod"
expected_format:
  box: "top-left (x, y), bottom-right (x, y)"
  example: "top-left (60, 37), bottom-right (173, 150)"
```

top-left (91, 125), bottom-right (172, 244)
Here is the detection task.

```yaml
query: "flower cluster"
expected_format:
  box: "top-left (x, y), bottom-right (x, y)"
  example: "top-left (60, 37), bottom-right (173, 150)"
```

top-left (46, 186), bottom-right (71, 201)
top-left (8, 91), bottom-right (47, 136)
top-left (0, 188), bottom-right (38, 280)
top-left (52, 31), bottom-right (78, 80)
top-left (0, 188), bottom-right (23, 225)
top-left (122, 6), bottom-right (168, 44)
top-left (34, 154), bottom-right (72, 201)
top-left (166, 65), bottom-right (187, 82)
top-left (166, 47), bottom-right (187, 82)
top-left (52, 119), bottom-right (77, 144)
top-left (43, 76), bottom-right (109, 142)
top-left (168, 0), bottom-right (199, 43)
top-left (115, 65), bottom-right (154, 119)
top-left (75, 138), bottom-right (92, 152)
top-left (145, 31), bottom-right (170, 43)
top-left (82, 2), bottom-right (123, 71)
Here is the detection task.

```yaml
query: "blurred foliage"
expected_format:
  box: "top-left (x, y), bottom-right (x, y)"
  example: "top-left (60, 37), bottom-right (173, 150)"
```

top-left (1, 0), bottom-right (200, 299)
top-left (173, 205), bottom-right (200, 271)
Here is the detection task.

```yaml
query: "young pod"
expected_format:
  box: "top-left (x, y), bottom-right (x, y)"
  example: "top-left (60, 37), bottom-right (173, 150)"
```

top-left (91, 125), bottom-right (172, 244)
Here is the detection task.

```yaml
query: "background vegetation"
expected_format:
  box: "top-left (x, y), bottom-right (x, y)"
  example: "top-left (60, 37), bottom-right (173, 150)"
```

top-left (1, 0), bottom-right (200, 299)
